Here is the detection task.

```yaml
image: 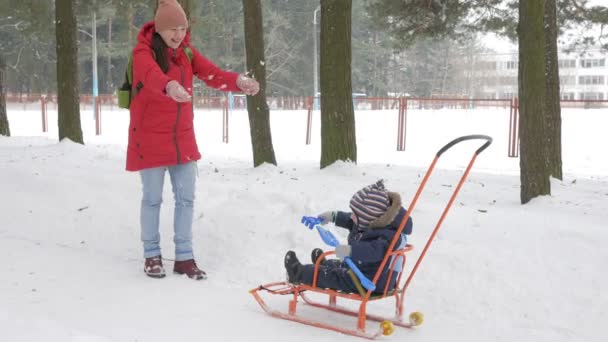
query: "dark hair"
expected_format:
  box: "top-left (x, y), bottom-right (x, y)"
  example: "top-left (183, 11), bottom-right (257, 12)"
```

top-left (152, 33), bottom-right (169, 73)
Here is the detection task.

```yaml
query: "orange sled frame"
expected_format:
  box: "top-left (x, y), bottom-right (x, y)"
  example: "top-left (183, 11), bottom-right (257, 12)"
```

top-left (250, 135), bottom-right (493, 339)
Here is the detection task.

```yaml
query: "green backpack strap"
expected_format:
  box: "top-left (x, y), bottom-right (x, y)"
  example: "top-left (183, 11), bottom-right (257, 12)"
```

top-left (184, 46), bottom-right (193, 63)
top-left (127, 53), bottom-right (134, 86)
top-left (119, 46), bottom-right (194, 109)
top-left (117, 53), bottom-right (135, 109)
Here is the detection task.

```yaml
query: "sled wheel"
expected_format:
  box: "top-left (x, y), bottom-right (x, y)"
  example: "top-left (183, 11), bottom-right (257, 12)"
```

top-left (380, 320), bottom-right (394, 336)
top-left (409, 311), bottom-right (424, 326)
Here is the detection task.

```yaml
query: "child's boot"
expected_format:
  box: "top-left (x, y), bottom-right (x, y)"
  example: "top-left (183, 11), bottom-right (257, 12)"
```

top-left (284, 250), bottom-right (303, 284)
top-left (311, 248), bottom-right (325, 265)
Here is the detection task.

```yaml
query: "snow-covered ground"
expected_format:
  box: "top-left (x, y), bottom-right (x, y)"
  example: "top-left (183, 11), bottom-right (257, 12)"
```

top-left (1, 104), bottom-right (606, 341)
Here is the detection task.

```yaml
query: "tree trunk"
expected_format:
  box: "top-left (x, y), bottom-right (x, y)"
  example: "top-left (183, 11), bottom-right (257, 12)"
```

top-left (243, 0), bottom-right (277, 167)
top-left (320, 0), bottom-right (356, 168)
top-left (178, 0), bottom-right (192, 19)
top-left (55, 0), bottom-right (83, 144)
top-left (518, 0), bottom-right (550, 204)
top-left (156, 1), bottom-right (191, 19)
top-left (128, 3), bottom-right (134, 44)
top-left (0, 55), bottom-right (10, 136)
top-left (544, 0), bottom-right (563, 180)
top-left (440, 42), bottom-right (451, 95)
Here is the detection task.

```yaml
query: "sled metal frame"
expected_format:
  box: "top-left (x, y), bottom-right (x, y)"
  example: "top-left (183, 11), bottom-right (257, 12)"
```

top-left (250, 135), bottom-right (493, 339)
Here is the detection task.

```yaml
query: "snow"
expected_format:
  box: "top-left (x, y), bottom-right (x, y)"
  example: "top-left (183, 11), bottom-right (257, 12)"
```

top-left (483, 32), bottom-right (517, 53)
top-left (588, 0), bottom-right (608, 6)
top-left (1, 104), bottom-right (607, 341)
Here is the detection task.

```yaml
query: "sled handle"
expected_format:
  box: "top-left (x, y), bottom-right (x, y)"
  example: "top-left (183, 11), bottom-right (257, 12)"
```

top-left (437, 134), bottom-right (492, 157)
top-left (396, 134), bottom-right (492, 298)
top-left (301, 216), bottom-right (376, 291)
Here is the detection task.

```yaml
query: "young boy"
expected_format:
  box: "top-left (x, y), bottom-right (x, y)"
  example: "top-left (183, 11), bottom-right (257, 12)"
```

top-left (284, 180), bottom-right (413, 293)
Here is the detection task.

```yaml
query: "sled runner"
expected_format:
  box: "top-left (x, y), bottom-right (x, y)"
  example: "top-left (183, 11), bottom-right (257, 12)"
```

top-left (250, 135), bottom-right (492, 339)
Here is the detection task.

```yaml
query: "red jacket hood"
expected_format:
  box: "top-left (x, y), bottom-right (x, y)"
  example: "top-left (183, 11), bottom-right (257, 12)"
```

top-left (137, 21), bottom-right (192, 47)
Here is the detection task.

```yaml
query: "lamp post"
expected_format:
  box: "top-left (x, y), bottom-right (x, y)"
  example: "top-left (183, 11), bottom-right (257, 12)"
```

top-left (92, 11), bottom-right (98, 123)
top-left (313, 6), bottom-right (320, 109)
top-left (78, 12), bottom-right (99, 122)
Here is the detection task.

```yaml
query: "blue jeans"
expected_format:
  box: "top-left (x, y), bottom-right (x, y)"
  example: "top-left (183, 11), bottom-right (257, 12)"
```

top-left (140, 162), bottom-right (197, 261)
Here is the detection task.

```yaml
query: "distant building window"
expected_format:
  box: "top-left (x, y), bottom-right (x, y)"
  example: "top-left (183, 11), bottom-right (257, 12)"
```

top-left (578, 75), bottom-right (605, 85)
top-left (500, 92), bottom-right (516, 99)
top-left (579, 92), bottom-right (604, 100)
top-left (560, 92), bottom-right (575, 100)
top-left (559, 76), bottom-right (575, 85)
top-left (478, 61), bottom-right (496, 70)
top-left (580, 59), bottom-right (605, 68)
top-left (497, 76), bottom-right (517, 86)
top-left (478, 92), bottom-right (496, 99)
top-left (558, 59), bottom-right (576, 68)
top-left (506, 61), bottom-right (518, 69)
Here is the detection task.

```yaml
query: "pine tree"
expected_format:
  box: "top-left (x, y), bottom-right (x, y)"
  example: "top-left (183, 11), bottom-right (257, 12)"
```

top-left (544, 0), bottom-right (563, 180)
top-left (518, 0), bottom-right (550, 203)
top-left (320, 0), bottom-right (357, 168)
top-left (55, 0), bottom-right (84, 144)
top-left (0, 55), bottom-right (10, 137)
top-left (364, 0), bottom-right (608, 202)
top-left (242, 0), bottom-right (277, 167)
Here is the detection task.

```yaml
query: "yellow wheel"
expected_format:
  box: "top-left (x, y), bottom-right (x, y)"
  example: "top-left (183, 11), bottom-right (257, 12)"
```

top-left (409, 311), bottom-right (424, 326)
top-left (380, 320), bottom-right (394, 336)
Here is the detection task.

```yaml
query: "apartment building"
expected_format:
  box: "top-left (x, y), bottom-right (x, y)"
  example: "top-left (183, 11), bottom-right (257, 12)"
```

top-left (473, 49), bottom-right (607, 100)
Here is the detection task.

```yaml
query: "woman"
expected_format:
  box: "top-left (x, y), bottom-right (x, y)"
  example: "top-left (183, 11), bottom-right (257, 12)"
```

top-left (127, 0), bottom-right (259, 280)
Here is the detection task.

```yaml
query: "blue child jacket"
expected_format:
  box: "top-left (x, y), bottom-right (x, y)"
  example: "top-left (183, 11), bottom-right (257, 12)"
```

top-left (334, 192), bottom-right (413, 291)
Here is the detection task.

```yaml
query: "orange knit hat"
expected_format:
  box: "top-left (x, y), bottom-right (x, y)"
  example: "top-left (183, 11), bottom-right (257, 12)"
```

top-left (154, 0), bottom-right (188, 32)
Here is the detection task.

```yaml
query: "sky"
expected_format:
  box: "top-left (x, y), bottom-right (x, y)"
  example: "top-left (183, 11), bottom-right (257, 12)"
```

top-left (1, 103), bottom-right (606, 341)
top-left (482, 0), bottom-right (608, 53)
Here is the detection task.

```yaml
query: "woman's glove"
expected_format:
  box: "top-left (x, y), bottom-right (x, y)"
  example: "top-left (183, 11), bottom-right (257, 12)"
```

top-left (237, 74), bottom-right (260, 96)
top-left (165, 80), bottom-right (192, 102)
top-left (317, 211), bottom-right (335, 225)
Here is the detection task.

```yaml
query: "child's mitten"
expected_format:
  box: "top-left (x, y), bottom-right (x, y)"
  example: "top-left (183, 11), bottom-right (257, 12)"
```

top-left (317, 211), bottom-right (336, 225)
top-left (335, 244), bottom-right (352, 260)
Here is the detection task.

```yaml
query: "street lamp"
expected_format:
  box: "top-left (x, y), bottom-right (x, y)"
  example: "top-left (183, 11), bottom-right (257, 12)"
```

top-left (313, 6), bottom-right (320, 109)
top-left (92, 11), bottom-right (98, 120)
top-left (78, 11), bottom-right (99, 121)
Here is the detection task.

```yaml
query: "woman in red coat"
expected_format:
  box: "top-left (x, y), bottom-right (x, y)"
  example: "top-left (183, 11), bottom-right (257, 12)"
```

top-left (128, 0), bottom-right (259, 280)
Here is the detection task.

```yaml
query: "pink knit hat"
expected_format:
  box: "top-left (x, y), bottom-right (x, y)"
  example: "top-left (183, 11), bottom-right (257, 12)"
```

top-left (154, 0), bottom-right (188, 32)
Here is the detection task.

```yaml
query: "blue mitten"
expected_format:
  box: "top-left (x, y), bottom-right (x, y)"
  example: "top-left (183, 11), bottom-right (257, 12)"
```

top-left (301, 216), bottom-right (322, 229)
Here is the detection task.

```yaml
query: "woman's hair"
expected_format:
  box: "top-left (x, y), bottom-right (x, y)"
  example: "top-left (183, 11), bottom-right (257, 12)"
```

top-left (152, 33), bottom-right (169, 73)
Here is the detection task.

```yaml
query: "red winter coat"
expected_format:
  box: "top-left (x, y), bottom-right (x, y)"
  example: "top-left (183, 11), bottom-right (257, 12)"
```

top-left (126, 21), bottom-right (241, 171)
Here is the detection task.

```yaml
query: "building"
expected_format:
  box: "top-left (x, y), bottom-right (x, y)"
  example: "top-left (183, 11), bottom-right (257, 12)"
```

top-left (474, 49), bottom-right (607, 100)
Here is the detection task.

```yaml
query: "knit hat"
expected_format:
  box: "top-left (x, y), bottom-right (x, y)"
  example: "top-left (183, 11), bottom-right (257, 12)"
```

top-left (349, 180), bottom-right (391, 229)
top-left (154, 0), bottom-right (188, 32)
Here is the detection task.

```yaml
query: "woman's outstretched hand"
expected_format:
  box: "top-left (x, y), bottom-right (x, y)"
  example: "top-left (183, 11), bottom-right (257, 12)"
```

top-left (165, 80), bottom-right (192, 103)
top-left (237, 74), bottom-right (260, 96)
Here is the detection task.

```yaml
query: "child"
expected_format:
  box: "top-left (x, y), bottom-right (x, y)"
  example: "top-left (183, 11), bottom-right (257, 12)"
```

top-left (284, 180), bottom-right (413, 293)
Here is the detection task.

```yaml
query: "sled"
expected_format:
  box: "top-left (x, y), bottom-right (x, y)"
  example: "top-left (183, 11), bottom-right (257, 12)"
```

top-left (250, 135), bottom-right (493, 339)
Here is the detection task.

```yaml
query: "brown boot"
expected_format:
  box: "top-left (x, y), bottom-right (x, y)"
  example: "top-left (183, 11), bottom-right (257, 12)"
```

top-left (144, 256), bottom-right (166, 278)
top-left (173, 259), bottom-right (207, 280)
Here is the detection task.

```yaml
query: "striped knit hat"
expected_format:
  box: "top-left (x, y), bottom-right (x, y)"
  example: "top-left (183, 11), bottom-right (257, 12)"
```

top-left (349, 180), bottom-right (390, 229)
